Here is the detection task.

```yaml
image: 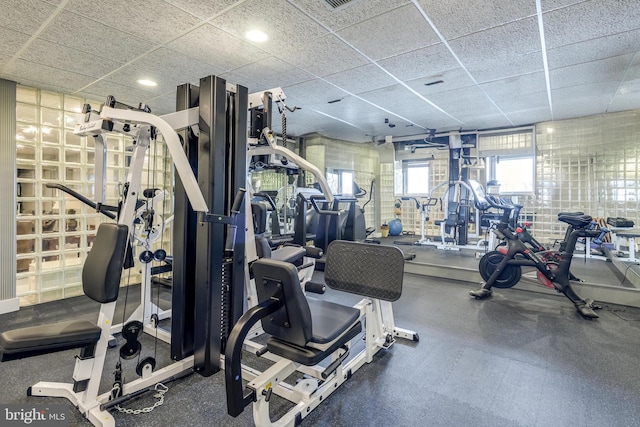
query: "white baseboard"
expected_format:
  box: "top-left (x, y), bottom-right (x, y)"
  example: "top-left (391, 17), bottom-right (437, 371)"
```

top-left (0, 297), bottom-right (19, 314)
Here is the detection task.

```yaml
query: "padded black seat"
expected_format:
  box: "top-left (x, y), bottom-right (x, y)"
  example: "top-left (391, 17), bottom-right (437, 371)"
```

top-left (558, 211), bottom-right (585, 217)
top-left (558, 214), bottom-right (592, 228)
top-left (306, 298), bottom-right (360, 344)
top-left (270, 245), bottom-right (306, 264)
top-left (0, 321), bottom-right (100, 361)
top-left (0, 223), bottom-right (128, 362)
top-left (252, 258), bottom-right (361, 366)
top-left (266, 323), bottom-right (361, 366)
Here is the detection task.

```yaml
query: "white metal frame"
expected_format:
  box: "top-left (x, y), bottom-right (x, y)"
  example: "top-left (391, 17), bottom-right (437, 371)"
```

top-left (242, 296), bottom-right (416, 427)
top-left (29, 106), bottom-right (209, 427)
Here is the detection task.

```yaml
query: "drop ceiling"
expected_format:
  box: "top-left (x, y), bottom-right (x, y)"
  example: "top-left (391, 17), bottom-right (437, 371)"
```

top-left (1, 0), bottom-right (639, 142)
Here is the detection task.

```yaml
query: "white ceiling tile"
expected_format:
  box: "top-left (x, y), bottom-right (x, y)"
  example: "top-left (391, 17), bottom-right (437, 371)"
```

top-left (480, 72), bottom-right (547, 101)
top-left (281, 79), bottom-right (346, 105)
top-left (309, 96), bottom-right (385, 130)
top-left (278, 34), bottom-right (367, 77)
top-left (544, 0), bottom-right (640, 49)
top-left (496, 90), bottom-right (550, 112)
top-left (39, 11), bottom-right (156, 62)
top-left (506, 107), bottom-right (553, 125)
top-left (355, 84), bottom-right (454, 129)
top-left (0, 27), bottom-right (30, 59)
top-left (324, 64), bottom-right (396, 95)
top-left (404, 68), bottom-right (476, 96)
top-left (385, 101), bottom-right (461, 130)
top-left (541, 0), bottom-right (589, 12)
top-left (448, 18), bottom-right (544, 82)
top-left (336, 3), bottom-right (439, 61)
top-left (550, 54), bottom-right (634, 89)
top-left (19, 38), bottom-right (124, 78)
top-left (288, 0), bottom-right (411, 31)
top-left (164, 0), bottom-right (239, 20)
top-left (416, 0), bottom-right (537, 40)
top-left (167, 24), bottom-right (270, 72)
top-left (377, 43), bottom-right (459, 82)
top-left (551, 81), bottom-right (620, 118)
top-left (144, 92), bottom-right (178, 115)
top-left (104, 48), bottom-right (224, 93)
top-left (4, 59), bottom-right (95, 92)
top-left (224, 57), bottom-right (314, 94)
top-left (209, 0), bottom-right (328, 56)
top-left (547, 29), bottom-right (640, 69)
top-left (357, 84), bottom-right (417, 106)
top-left (426, 86), bottom-right (506, 119)
top-left (65, 0), bottom-right (201, 44)
top-left (0, 0), bottom-right (59, 34)
top-left (461, 114), bottom-right (514, 130)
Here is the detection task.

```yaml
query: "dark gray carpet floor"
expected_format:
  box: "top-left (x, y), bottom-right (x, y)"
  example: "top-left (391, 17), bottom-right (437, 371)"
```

top-left (1, 276), bottom-right (640, 427)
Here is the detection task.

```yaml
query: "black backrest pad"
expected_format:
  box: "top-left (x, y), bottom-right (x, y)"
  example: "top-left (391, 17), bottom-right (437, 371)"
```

top-left (255, 234), bottom-right (272, 259)
top-left (251, 202), bottom-right (268, 234)
top-left (325, 240), bottom-right (404, 301)
top-left (83, 223), bottom-right (129, 303)
top-left (252, 259), bottom-right (312, 347)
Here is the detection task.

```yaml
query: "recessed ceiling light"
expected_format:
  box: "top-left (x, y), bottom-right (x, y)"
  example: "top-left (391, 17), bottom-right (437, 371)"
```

top-left (137, 79), bottom-right (157, 87)
top-left (245, 29), bottom-right (268, 42)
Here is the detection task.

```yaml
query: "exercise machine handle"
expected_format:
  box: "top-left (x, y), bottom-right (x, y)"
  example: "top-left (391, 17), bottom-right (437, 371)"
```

top-left (309, 195), bottom-right (340, 216)
top-left (225, 188), bottom-right (246, 252)
top-left (230, 188), bottom-right (246, 214)
top-left (401, 196), bottom-right (420, 210)
top-left (253, 192), bottom-right (278, 211)
top-left (46, 183), bottom-right (117, 219)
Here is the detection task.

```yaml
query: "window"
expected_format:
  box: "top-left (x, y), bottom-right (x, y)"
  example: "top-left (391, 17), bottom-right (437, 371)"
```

top-left (326, 169), bottom-right (355, 195)
top-left (480, 128), bottom-right (535, 194)
top-left (489, 156), bottom-right (534, 193)
top-left (403, 161), bottom-right (429, 195)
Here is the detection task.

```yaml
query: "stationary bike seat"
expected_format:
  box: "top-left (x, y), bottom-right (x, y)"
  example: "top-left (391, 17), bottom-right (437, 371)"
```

top-left (557, 214), bottom-right (592, 228)
top-left (557, 211), bottom-right (584, 217)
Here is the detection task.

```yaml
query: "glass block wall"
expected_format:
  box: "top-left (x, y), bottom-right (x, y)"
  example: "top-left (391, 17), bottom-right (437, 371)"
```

top-left (533, 110), bottom-right (640, 241)
top-left (15, 85), bottom-right (172, 306)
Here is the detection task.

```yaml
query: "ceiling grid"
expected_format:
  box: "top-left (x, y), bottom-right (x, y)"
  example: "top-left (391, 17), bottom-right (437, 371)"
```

top-left (0, 0), bottom-right (637, 142)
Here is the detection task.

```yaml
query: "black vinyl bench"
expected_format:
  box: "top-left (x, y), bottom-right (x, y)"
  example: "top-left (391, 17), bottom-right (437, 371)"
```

top-left (0, 223), bottom-right (128, 362)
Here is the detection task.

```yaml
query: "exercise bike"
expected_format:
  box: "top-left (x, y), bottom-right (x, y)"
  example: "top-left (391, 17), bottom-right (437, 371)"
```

top-left (470, 197), bottom-right (609, 319)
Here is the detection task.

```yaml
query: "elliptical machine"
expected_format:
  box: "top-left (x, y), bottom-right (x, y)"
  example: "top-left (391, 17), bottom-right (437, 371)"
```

top-left (470, 196), bottom-right (609, 319)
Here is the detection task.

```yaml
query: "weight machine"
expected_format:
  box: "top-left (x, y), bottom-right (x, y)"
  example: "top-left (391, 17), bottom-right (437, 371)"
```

top-left (0, 75), bottom-right (248, 426)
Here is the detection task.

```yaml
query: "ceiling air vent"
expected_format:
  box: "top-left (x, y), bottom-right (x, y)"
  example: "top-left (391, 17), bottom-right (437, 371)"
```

top-left (324, 0), bottom-right (355, 9)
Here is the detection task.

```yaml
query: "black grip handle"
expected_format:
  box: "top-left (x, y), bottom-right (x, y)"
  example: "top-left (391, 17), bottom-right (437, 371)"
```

top-left (253, 192), bottom-right (277, 211)
top-left (310, 197), bottom-right (339, 216)
top-left (401, 197), bottom-right (420, 210)
top-left (46, 183), bottom-right (116, 220)
top-left (231, 188), bottom-right (246, 214)
top-left (304, 246), bottom-right (323, 259)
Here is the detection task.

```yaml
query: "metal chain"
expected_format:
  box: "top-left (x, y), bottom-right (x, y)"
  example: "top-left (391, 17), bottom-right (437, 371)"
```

top-left (115, 383), bottom-right (169, 415)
